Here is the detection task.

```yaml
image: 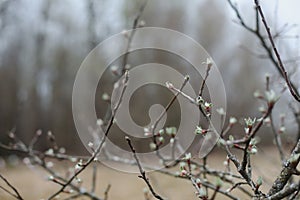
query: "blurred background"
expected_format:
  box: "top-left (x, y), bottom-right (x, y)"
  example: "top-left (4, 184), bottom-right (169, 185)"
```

top-left (0, 0), bottom-right (299, 155)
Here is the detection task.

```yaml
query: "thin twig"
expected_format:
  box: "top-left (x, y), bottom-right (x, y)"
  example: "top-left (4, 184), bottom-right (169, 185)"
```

top-left (91, 162), bottom-right (97, 193)
top-left (210, 185), bottom-right (220, 200)
top-left (268, 139), bottom-right (300, 196)
top-left (270, 115), bottom-right (285, 163)
top-left (48, 72), bottom-right (129, 200)
top-left (121, 0), bottom-right (149, 73)
top-left (125, 137), bottom-right (165, 200)
top-left (199, 61), bottom-right (212, 97)
top-left (268, 181), bottom-right (300, 200)
top-left (254, 0), bottom-right (300, 102)
top-left (150, 76), bottom-right (190, 166)
top-left (103, 184), bottom-right (111, 200)
top-left (228, 0), bottom-right (300, 102)
top-left (152, 76), bottom-right (190, 133)
top-left (103, 0), bottom-right (148, 124)
top-left (0, 174), bottom-right (24, 200)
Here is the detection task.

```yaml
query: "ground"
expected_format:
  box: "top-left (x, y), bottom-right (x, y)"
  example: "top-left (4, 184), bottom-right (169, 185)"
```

top-left (0, 147), bottom-right (282, 199)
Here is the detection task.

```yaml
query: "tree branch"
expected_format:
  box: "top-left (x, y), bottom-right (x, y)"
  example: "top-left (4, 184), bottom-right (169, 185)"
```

top-left (125, 137), bottom-right (165, 200)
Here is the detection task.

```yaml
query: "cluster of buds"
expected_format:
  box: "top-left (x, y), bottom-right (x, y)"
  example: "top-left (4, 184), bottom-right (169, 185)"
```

top-left (196, 96), bottom-right (204, 105)
top-left (149, 127), bottom-right (177, 150)
top-left (227, 135), bottom-right (243, 149)
top-left (263, 117), bottom-right (271, 126)
top-left (203, 57), bottom-right (213, 68)
top-left (253, 90), bottom-right (264, 99)
top-left (265, 90), bottom-right (278, 105)
top-left (215, 177), bottom-right (223, 189)
top-left (184, 153), bottom-right (192, 166)
top-left (248, 138), bottom-right (258, 154)
top-left (48, 175), bottom-right (55, 181)
top-left (58, 147), bottom-right (66, 154)
top-left (254, 88), bottom-right (279, 106)
top-left (198, 187), bottom-right (207, 199)
top-left (75, 159), bottom-right (83, 171)
top-left (165, 127), bottom-right (177, 144)
top-left (203, 102), bottom-right (212, 115)
top-left (194, 177), bottom-right (208, 199)
top-left (196, 178), bottom-right (201, 188)
top-left (229, 117), bottom-right (237, 126)
top-left (45, 148), bottom-right (54, 156)
top-left (149, 142), bottom-right (157, 151)
top-left (143, 127), bottom-right (151, 137)
top-left (258, 106), bottom-right (267, 114)
top-left (166, 127), bottom-right (177, 138)
top-left (150, 129), bottom-right (165, 147)
top-left (195, 126), bottom-right (208, 136)
top-left (97, 119), bottom-right (103, 126)
top-left (223, 155), bottom-right (230, 166)
top-left (179, 153), bottom-right (193, 176)
top-left (155, 129), bottom-right (164, 137)
top-left (195, 96), bottom-right (213, 117)
top-left (244, 117), bottom-right (256, 135)
top-left (143, 187), bottom-right (150, 199)
top-left (88, 141), bottom-right (95, 152)
top-left (255, 176), bottom-right (263, 191)
top-left (248, 145), bottom-right (258, 155)
top-left (157, 136), bottom-right (164, 146)
top-left (179, 161), bottom-right (188, 176)
top-left (165, 81), bottom-right (174, 90)
top-left (88, 142), bottom-right (94, 148)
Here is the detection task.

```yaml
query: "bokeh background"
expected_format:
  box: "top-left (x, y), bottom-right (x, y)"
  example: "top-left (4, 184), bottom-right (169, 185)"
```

top-left (0, 0), bottom-right (299, 155)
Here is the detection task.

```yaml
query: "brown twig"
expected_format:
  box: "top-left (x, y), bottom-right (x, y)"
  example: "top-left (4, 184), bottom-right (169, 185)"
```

top-left (228, 0), bottom-right (300, 102)
top-left (103, 0), bottom-right (148, 125)
top-left (125, 136), bottom-right (165, 200)
top-left (254, 0), bottom-right (300, 102)
top-left (268, 181), bottom-right (300, 200)
top-left (199, 60), bottom-right (212, 97)
top-left (103, 184), bottom-right (111, 200)
top-left (0, 174), bottom-right (24, 200)
top-left (268, 139), bottom-right (300, 196)
top-left (150, 76), bottom-right (190, 166)
top-left (1, 131), bottom-right (101, 199)
top-left (269, 115), bottom-right (285, 163)
top-left (121, 0), bottom-right (149, 74)
top-left (152, 76), bottom-right (190, 133)
top-left (48, 72), bottom-right (129, 200)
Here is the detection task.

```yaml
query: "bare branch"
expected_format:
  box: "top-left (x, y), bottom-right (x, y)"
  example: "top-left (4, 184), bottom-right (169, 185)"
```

top-left (103, 184), bottom-right (111, 200)
top-left (48, 72), bottom-right (129, 200)
top-left (268, 139), bottom-right (300, 195)
top-left (254, 0), bottom-right (300, 102)
top-left (0, 174), bottom-right (23, 200)
top-left (125, 137), bottom-right (165, 200)
top-left (121, 0), bottom-right (149, 73)
top-left (268, 181), bottom-right (300, 200)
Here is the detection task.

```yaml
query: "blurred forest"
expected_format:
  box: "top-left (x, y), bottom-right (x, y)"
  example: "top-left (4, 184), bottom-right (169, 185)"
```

top-left (0, 0), bottom-right (299, 154)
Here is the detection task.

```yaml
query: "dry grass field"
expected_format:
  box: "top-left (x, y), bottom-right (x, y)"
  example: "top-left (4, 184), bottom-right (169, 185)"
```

top-left (0, 147), bottom-right (283, 200)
